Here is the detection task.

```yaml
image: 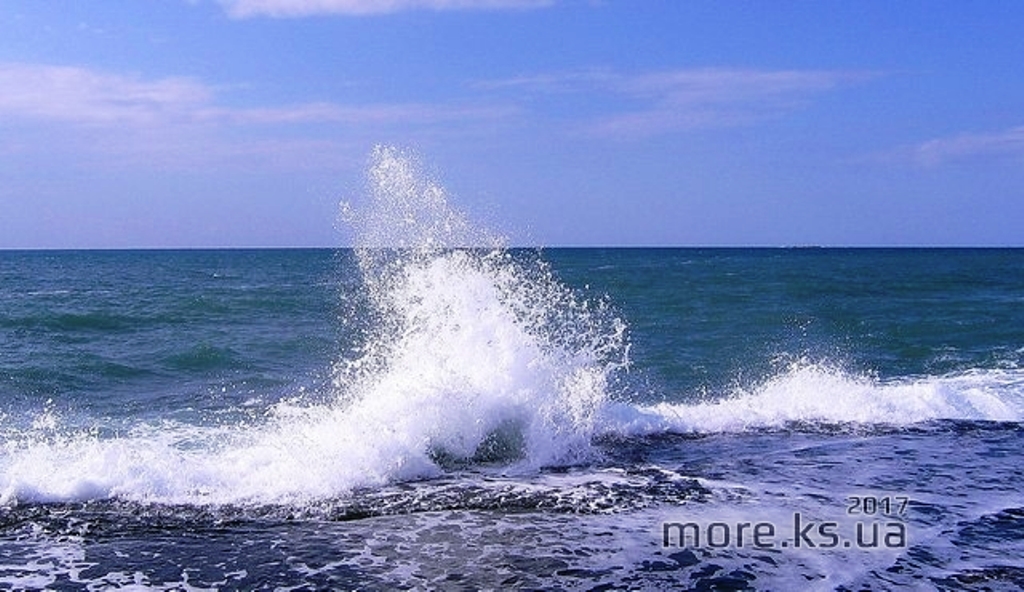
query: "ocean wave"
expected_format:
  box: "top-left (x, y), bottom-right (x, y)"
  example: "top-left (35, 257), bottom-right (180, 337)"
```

top-left (605, 362), bottom-right (1024, 435)
top-left (3, 147), bottom-right (1022, 508)
top-left (0, 146), bottom-right (628, 506)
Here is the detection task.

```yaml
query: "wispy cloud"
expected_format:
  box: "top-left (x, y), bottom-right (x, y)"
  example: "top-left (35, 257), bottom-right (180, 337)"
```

top-left (0, 62), bottom-right (512, 170)
top-left (479, 67), bottom-right (878, 137)
top-left (912, 125), bottom-right (1024, 166)
top-left (218, 0), bottom-right (554, 18)
top-left (0, 62), bottom-right (879, 171)
top-left (0, 62), bottom-right (509, 128)
top-left (221, 101), bottom-right (517, 125)
top-left (0, 63), bottom-right (211, 126)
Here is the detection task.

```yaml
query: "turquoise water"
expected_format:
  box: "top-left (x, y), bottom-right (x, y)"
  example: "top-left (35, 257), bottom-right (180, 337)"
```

top-left (1, 249), bottom-right (343, 422)
top-left (549, 247), bottom-right (1024, 387)
top-left (5, 247), bottom-right (1020, 414)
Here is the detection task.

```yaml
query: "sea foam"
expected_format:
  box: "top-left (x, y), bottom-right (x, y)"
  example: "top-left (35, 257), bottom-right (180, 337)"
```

top-left (605, 361), bottom-right (1024, 435)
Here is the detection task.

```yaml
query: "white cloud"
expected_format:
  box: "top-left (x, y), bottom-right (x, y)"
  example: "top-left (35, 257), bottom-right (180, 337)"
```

top-left (0, 62), bottom-right (513, 170)
top-left (620, 68), bottom-right (862, 107)
top-left (218, 0), bottom-right (553, 18)
top-left (913, 125), bottom-right (1024, 166)
top-left (221, 101), bottom-right (517, 125)
top-left (478, 67), bottom-right (877, 137)
top-left (0, 62), bottom-right (510, 128)
top-left (0, 63), bottom-right (211, 126)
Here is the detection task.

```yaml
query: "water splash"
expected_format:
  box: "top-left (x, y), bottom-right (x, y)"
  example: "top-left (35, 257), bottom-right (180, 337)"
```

top-left (334, 145), bottom-right (630, 470)
top-left (0, 145), bottom-right (630, 505)
top-left (342, 145), bottom-right (498, 252)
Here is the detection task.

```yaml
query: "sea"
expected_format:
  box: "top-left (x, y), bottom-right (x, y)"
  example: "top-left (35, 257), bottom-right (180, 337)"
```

top-left (2, 147), bottom-right (1023, 590)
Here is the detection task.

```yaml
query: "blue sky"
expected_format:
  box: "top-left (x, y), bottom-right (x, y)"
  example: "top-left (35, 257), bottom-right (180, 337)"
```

top-left (1, 1), bottom-right (1022, 248)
